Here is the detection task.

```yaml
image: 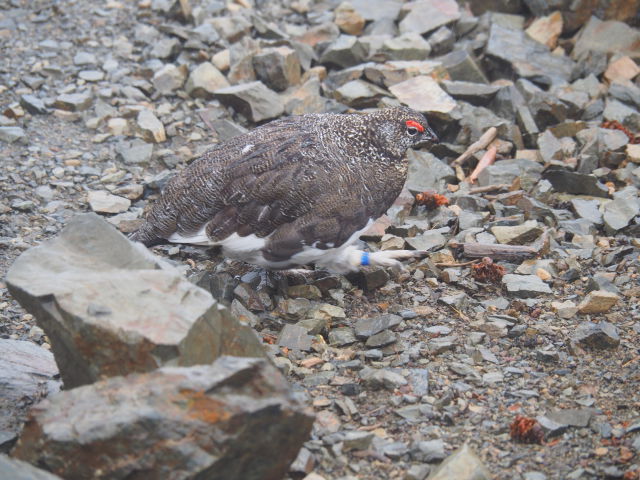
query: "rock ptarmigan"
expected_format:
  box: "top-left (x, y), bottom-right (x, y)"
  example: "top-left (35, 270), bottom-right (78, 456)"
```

top-left (130, 107), bottom-right (439, 273)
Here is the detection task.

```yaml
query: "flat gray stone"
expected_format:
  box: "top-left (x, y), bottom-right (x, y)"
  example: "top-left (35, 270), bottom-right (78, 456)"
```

top-left (360, 367), bottom-right (407, 390)
top-left (571, 198), bottom-right (603, 225)
top-left (329, 326), bottom-right (357, 346)
top-left (427, 443), bottom-right (491, 480)
top-left (319, 34), bottom-right (368, 69)
top-left (0, 340), bottom-right (60, 445)
top-left (349, 0), bottom-right (403, 21)
top-left (78, 70), bottom-right (104, 82)
top-left (573, 16), bottom-right (640, 59)
top-left (153, 63), bottom-right (187, 94)
top-left (343, 431), bottom-right (375, 451)
top-left (546, 408), bottom-right (594, 428)
top-left (477, 159), bottom-right (543, 187)
top-left (491, 220), bottom-right (543, 245)
top-left (603, 99), bottom-right (640, 130)
top-left (53, 92), bottom-right (92, 112)
top-left (380, 33), bottom-right (431, 61)
top-left (73, 51), bottom-right (96, 65)
top-left (186, 62), bottom-right (230, 99)
top-left (0, 455), bottom-right (62, 480)
top-left (502, 274), bottom-right (552, 298)
top-left (405, 231), bottom-right (447, 251)
top-left (115, 139), bottom-right (153, 165)
top-left (354, 314), bottom-right (402, 339)
top-left (277, 324), bottom-right (313, 351)
top-left (136, 109), bottom-right (166, 143)
top-left (365, 330), bottom-right (397, 348)
top-left (536, 415), bottom-right (568, 437)
top-left (253, 46), bottom-right (301, 92)
top-left (0, 126), bottom-right (26, 144)
top-left (406, 150), bottom-right (456, 193)
top-left (333, 79), bottom-right (390, 108)
top-left (399, 0), bottom-right (461, 35)
top-left (214, 81), bottom-right (284, 122)
top-left (441, 80), bottom-right (501, 105)
top-left (407, 368), bottom-right (430, 396)
top-left (603, 187), bottom-right (640, 232)
top-left (413, 439), bottom-right (446, 463)
top-left (436, 49), bottom-right (488, 83)
top-left (389, 75), bottom-right (457, 116)
top-left (20, 94), bottom-right (48, 114)
top-left (572, 321), bottom-right (620, 350)
top-left (87, 190), bottom-right (131, 214)
top-left (486, 23), bottom-right (574, 86)
top-left (542, 168), bottom-right (609, 197)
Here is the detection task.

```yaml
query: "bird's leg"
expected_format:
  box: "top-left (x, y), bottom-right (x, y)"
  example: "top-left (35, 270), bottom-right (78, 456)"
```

top-left (346, 248), bottom-right (427, 272)
top-left (278, 267), bottom-right (316, 285)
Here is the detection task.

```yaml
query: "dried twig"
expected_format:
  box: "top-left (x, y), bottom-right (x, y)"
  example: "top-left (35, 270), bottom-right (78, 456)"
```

top-left (467, 146), bottom-right (497, 184)
top-left (198, 110), bottom-right (217, 134)
top-left (435, 260), bottom-right (480, 267)
top-left (452, 242), bottom-right (538, 260)
top-left (359, 423), bottom-right (383, 431)
top-left (452, 127), bottom-right (498, 167)
top-left (352, 449), bottom-right (391, 463)
top-left (468, 183), bottom-right (511, 194)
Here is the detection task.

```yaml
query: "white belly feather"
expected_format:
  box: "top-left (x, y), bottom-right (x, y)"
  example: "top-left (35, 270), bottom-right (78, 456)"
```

top-left (166, 219), bottom-right (374, 272)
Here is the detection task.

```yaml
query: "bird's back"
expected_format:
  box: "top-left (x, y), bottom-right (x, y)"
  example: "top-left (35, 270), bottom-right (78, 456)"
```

top-left (130, 112), bottom-right (390, 247)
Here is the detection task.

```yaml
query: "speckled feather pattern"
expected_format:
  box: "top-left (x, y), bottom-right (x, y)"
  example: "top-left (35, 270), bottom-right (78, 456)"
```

top-left (130, 107), bottom-right (435, 263)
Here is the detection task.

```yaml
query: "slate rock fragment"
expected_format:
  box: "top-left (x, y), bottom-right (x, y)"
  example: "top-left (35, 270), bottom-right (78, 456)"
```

top-left (0, 340), bottom-right (60, 452)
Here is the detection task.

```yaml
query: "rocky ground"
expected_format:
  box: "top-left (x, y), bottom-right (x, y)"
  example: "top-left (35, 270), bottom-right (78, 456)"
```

top-left (1, 0), bottom-right (640, 479)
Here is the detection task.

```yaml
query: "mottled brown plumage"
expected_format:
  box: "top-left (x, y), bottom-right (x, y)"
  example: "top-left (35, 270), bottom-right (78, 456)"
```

top-left (130, 107), bottom-right (438, 272)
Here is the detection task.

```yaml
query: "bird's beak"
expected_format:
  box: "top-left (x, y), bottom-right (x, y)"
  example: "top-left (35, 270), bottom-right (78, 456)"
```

top-left (424, 126), bottom-right (439, 144)
top-left (414, 126), bottom-right (439, 148)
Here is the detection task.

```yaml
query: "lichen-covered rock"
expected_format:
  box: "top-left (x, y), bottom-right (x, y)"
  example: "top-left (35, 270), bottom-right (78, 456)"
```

top-left (6, 214), bottom-right (265, 389)
top-left (12, 356), bottom-right (314, 480)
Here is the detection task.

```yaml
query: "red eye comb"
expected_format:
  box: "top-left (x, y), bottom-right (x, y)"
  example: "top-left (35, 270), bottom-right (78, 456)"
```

top-left (406, 120), bottom-right (425, 132)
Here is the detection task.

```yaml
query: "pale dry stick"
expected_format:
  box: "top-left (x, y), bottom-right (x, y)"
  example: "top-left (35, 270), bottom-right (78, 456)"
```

top-left (435, 259), bottom-right (480, 268)
top-left (198, 110), bottom-right (217, 134)
top-left (359, 423), bottom-right (383, 431)
top-left (469, 183), bottom-right (511, 194)
top-left (451, 126), bottom-right (498, 167)
top-left (467, 146), bottom-right (497, 184)
top-left (452, 242), bottom-right (538, 260)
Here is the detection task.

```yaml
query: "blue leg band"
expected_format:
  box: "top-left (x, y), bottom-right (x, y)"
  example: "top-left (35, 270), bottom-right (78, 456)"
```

top-left (361, 251), bottom-right (370, 266)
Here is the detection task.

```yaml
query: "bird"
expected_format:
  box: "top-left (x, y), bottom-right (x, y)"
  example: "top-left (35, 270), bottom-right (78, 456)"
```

top-left (130, 106), bottom-right (439, 273)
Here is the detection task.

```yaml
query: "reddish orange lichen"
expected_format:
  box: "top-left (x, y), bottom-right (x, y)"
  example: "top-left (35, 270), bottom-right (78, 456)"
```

top-left (510, 415), bottom-right (545, 444)
top-left (415, 191), bottom-right (449, 209)
top-left (471, 257), bottom-right (506, 283)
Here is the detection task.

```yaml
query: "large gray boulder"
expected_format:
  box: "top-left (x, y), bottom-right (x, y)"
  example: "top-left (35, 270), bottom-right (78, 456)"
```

top-left (6, 213), bottom-right (265, 389)
top-left (12, 356), bottom-right (314, 480)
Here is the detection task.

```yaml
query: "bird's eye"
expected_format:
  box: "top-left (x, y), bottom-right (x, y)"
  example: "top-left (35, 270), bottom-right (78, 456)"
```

top-left (405, 120), bottom-right (424, 136)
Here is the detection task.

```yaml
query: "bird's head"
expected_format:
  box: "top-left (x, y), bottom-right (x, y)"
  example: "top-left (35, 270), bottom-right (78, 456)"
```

top-left (369, 106), bottom-right (439, 158)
